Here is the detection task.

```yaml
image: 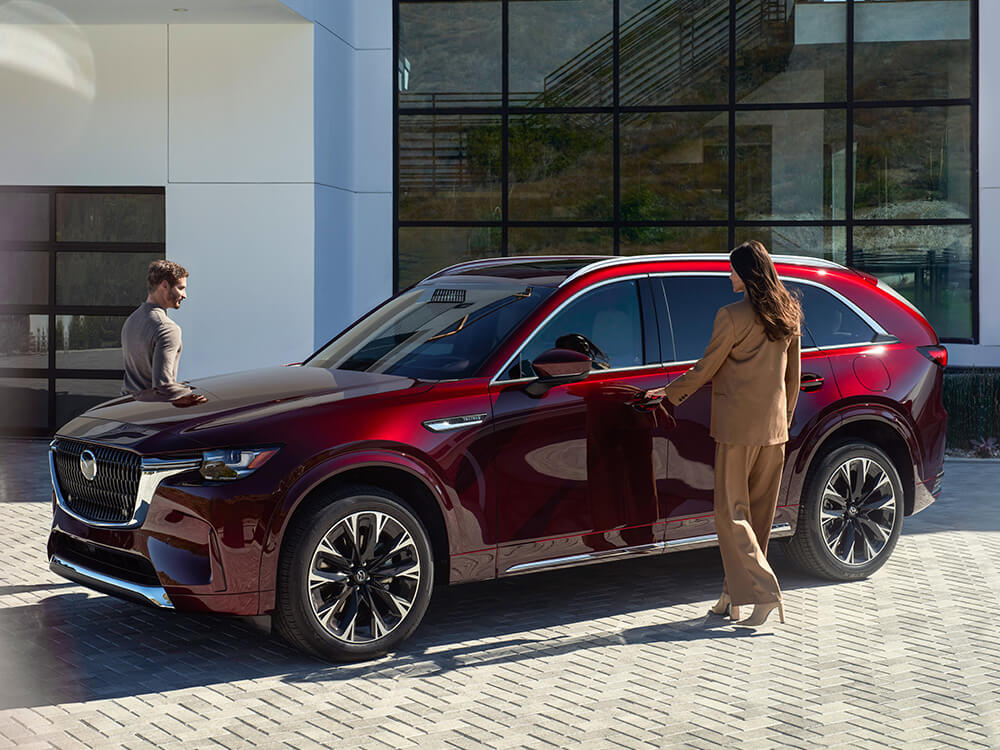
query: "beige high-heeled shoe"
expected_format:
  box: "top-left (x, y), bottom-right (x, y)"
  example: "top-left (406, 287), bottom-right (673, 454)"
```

top-left (708, 593), bottom-right (740, 621)
top-left (737, 600), bottom-right (785, 627)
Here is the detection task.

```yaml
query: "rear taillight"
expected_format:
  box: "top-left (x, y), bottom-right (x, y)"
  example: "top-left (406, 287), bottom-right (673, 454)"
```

top-left (917, 345), bottom-right (948, 368)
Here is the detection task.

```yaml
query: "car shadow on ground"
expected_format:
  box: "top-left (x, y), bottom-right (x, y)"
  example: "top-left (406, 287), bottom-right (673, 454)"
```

top-left (0, 547), bottom-right (833, 710)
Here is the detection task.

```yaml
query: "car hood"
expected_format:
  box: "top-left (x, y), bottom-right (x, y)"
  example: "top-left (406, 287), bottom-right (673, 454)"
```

top-left (56, 366), bottom-right (428, 451)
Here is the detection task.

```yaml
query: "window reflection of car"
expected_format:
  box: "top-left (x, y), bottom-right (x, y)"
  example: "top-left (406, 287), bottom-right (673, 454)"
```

top-left (46, 254), bottom-right (947, 662)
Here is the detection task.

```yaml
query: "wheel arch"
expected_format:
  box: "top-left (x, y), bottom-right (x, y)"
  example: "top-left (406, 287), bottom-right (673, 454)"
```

top-left (260, 453), bottom-right (454, 608)
top-left (797, 412), bottom-right (918, 517)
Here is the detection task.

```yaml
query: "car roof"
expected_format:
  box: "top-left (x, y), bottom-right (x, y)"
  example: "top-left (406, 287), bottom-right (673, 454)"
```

top-left (422, 254), bottom-right (847, 287)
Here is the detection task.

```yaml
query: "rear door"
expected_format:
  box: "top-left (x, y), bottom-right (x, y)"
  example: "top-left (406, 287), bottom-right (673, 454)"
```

top-left (655, 274), bottom-right (840, 540)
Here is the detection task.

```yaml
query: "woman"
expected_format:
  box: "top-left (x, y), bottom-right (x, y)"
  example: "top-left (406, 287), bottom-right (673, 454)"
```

top-left (646, 241), bottom-right (802, 626)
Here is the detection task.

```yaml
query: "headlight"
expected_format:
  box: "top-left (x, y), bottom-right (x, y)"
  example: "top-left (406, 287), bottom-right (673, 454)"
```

top-left (200, 447), bottom-right (279, 481)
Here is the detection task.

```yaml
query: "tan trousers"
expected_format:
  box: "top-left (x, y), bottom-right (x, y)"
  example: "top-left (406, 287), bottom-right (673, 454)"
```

top-left (714, 442), bottom-right (784, 606)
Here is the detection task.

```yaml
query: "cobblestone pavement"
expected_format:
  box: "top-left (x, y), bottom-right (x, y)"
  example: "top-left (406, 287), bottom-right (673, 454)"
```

top-left (1, 439), bottom-right (999, 749)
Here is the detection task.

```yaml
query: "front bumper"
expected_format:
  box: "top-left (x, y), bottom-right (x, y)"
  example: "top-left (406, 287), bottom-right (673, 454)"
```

top-left (47, 440), bottom-right (281, 617)
top-left (50, 554), bottom-right (173, 609)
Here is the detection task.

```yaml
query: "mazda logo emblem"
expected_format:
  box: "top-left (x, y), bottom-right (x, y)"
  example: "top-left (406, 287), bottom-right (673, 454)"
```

top-left (79, 450), bottom-right (98, 482)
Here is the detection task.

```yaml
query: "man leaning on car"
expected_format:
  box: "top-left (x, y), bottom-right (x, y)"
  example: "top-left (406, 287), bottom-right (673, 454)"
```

top-left (121, 259), bottom-right (206, 408)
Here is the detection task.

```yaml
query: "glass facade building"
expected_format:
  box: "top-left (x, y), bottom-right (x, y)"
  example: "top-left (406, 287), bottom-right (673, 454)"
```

top-left (395, 0), bottom-right (975, 342)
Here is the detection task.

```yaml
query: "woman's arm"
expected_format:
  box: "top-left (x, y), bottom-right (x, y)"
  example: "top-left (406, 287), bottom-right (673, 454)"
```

top-left (784, 333), bottom-right (801, 426)
top-left (653, 307), bottom-right (735, 406)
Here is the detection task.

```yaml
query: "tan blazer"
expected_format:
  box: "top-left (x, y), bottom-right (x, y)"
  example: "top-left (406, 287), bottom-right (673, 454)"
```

top-left (663, 298), bottom-right (801, 446)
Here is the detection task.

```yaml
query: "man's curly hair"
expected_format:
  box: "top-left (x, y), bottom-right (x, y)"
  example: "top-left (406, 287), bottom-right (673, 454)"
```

top-left (147, 259), bottom-right (189, 293)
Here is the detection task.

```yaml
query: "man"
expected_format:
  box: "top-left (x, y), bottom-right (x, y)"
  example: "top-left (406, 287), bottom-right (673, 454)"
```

top-left (121, 260), bottom-right (206, 407)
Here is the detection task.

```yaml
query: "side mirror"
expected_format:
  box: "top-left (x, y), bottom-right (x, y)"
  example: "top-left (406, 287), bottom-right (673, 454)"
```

top-left (525, 348), bottom-right (591, 397)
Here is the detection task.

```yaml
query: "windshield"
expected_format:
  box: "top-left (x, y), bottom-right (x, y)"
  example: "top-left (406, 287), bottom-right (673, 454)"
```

top-left (305, 282), bottom-right (555, 379)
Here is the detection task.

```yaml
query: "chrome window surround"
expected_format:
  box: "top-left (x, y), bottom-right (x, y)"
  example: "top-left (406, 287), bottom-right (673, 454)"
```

top-left (492, 274), bottom-right (651, 383)
top-left (651, 271), bottom-right (895, 345)
top-left (503, 523), bottom-right (793, 575)
top-left (49, 439), bottom-right (201, 529)
top-left (492, 269), bottom-right (895, 384)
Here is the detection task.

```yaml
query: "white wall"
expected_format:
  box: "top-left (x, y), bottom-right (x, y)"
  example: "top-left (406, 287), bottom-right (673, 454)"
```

top-left (968, 0), bottom-right (1000, 366)
top-left (166, 23), bottom-right (317, 377)
top-left (305, 0), bottom-right (394, 349)
top-left (168, 183), bottom-right (315, 377)
top-left (0, 24), bottom-right (167, 185)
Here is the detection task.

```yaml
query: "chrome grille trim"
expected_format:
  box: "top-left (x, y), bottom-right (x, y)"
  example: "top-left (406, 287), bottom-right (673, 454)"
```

top-left (50, 440), bottom-right (200, 529)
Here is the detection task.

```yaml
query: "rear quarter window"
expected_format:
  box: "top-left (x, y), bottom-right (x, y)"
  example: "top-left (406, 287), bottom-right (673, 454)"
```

top-left (786, 281), bottom-right (878, 348)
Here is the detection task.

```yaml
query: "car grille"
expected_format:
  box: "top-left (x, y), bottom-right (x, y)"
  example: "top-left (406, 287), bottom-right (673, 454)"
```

top-left (53, 440), bottom-right (142, 524)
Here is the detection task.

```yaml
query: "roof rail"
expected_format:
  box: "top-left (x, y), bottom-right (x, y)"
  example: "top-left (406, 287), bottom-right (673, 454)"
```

top-left (559, 253), bottom-right (846, 287)
top-left (420, 255), bottom-right (607, 284)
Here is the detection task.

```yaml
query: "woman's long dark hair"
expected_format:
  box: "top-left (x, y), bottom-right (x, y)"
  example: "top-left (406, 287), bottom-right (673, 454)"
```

top-left (730, 240), bottom-right (802, 341)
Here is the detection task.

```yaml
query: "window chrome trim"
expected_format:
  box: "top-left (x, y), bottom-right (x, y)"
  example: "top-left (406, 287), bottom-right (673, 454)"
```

top-left (491, 273), bottom-right (649, 384)
top-left (422, 413), bottom-right (489, 432)
top-left (560, 254), bottom-right (845, 288)
top-left (49, 440), bottom-right (201, 529)
top-left (503, 523), bottom-right (793, 575)
top-left (49, 554), bottom-right (173, 609)
top-left (650, 271), bottom-right (896, 354)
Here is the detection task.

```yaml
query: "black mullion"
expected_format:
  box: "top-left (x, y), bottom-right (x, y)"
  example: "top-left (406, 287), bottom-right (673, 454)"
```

top-left (501, 0), bottom-right (509, 257)
top-left (727, 0), bottom-right (736, 250)
top-left (393, 0), bottom-right (400, 293)
top-left (851, 98), bottom-right (972, 109)
top-left (971, 0), bottom-right (980, 342)
top-left (846, 0), bottom-right (855, 268)
top-left (47, 190), bottom-right (56, 433)
top-left (612, 0), bottom-right (620, 256)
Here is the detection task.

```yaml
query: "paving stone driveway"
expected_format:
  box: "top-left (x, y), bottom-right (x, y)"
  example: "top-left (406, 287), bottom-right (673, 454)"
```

top-left (1, 439), bottom-right (998, 749)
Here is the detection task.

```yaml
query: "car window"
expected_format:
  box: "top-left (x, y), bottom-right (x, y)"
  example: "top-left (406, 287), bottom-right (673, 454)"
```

top-left (306, 282), bottom-right (554, 380)
top-left (659, 276), bottom-right (742, 362)
top-left (505, 280), bottom-right (645, 379)
top-left (786, 281), bottom-right (877, 348)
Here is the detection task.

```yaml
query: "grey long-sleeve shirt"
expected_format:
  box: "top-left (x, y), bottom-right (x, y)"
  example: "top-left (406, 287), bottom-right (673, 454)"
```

top-left (121, 302), bottom-right (190, 400)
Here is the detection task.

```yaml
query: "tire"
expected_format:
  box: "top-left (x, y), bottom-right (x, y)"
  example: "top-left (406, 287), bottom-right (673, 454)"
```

top-left (274, 485), bottom-right (434, 662)
top-left (785, 441), bottom-right (904, 581)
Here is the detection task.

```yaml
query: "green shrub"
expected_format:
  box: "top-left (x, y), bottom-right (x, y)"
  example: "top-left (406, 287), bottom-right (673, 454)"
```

top-left (943, 368), bottom-right (1000, 451)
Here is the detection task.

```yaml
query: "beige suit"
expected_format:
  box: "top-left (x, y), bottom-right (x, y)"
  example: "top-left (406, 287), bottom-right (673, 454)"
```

top-left (663, 298), bottom-right (801, 607)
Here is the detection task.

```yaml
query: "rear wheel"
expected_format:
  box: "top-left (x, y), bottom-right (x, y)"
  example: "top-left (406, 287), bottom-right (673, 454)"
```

top-left (786, 441), bottom-right (904, 580)
top-left (274, 486), bottom-right (434, 661)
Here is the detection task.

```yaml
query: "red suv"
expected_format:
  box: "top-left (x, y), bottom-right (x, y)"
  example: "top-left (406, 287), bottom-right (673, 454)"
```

top-left (47, 254), bottom-right (947, 661)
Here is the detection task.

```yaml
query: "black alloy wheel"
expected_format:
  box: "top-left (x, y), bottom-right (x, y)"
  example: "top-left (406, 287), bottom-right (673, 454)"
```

top-left (275, 486), bottom-right (434, 661)
top-left (786, 441), bottom-right (904, 580)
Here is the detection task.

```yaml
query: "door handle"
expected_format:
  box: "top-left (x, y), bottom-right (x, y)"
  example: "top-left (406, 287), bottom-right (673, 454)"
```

top-left (800, 373), bottom-right (824, 392)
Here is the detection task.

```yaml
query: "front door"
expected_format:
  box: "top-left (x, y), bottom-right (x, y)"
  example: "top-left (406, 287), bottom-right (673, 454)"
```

top-left (491, 279), bottom-right (670, 575)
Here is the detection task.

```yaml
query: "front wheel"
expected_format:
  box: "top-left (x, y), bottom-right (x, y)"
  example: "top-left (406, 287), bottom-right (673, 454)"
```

top-left (274, 486), bottom-right (434, 661)
top-left (785, 441), bottom-right (904, 581)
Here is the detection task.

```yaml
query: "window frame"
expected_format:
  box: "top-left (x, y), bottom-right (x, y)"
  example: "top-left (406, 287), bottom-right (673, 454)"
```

top-left (652, 271), bottom-right (896, 365)
top-left (492, 274), bottom-right (661, 383)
